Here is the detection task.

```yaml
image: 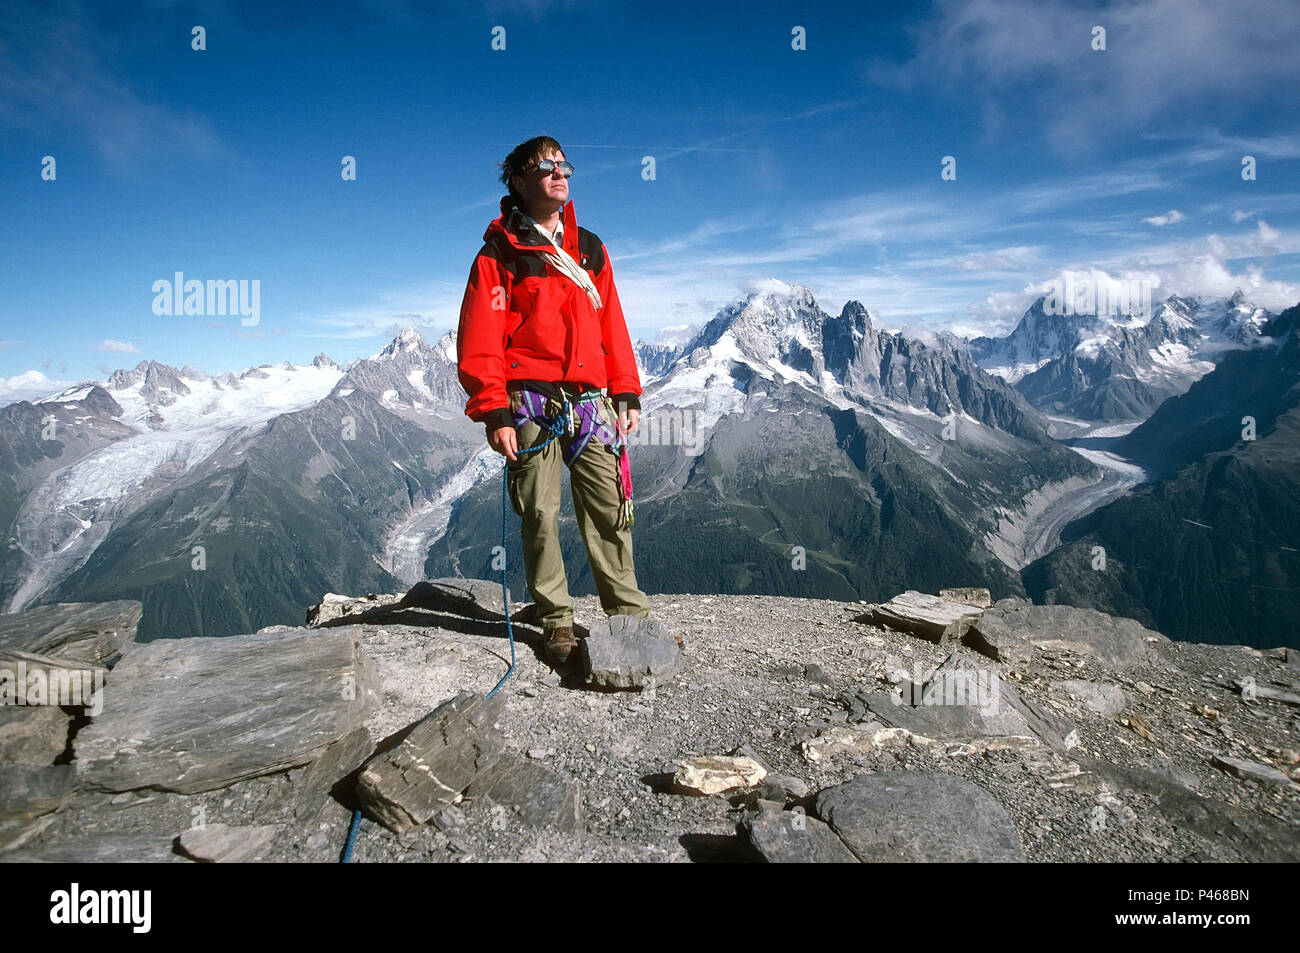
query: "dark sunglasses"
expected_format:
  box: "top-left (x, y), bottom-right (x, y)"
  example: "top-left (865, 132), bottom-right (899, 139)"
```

top-left (531, 158), bottom-right (574, 178)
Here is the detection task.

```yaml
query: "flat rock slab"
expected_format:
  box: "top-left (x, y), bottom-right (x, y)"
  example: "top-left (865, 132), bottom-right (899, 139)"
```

top-left (1211, 754), bottom-right (1294, 787)
top-left (863, 651), bottom-right (1079, 752)
top-left (464, 749), bottom-right (583, 832)
top-left (177, 823), bottom-right (280, 862)
top-left (252, 726), bottom-right (374, 824)
top-left (741, 809), bottom-right (859, 863)
top-left (0, 705), bottom-right (71, 765)
top-left (1, 831), bottom-right (189, 863)
top-left (863, 591), bottom-right (984, 644)
top-left (357, 691), bottom-right (505, 834)
top-left (814, 771), bottom-right (1026, 862)
top-left (1135, 756), bottom-right (1201, 792)
top-left (0, 763), bottom-right (75, 852)
top-left (675, 756), bottom-right (767, 795)
top-left (964, 599), bottom-right (1169, 669)
top-left (582, 615), bottom-right (682, 689)
top-left (0, 600), bottom-right (141, 667)
top-left (397, 578), bottom-right (511, 621)
top-left (74, 626), bottom-right (378, 794)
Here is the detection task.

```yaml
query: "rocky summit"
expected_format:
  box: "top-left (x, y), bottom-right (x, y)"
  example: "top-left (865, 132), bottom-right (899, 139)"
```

top-left (1, 580), bottom-right (1297, 863)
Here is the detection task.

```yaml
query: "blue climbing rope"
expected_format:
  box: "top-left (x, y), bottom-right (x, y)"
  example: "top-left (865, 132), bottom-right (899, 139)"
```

top-left (340, 401), bottom-right (572, 862)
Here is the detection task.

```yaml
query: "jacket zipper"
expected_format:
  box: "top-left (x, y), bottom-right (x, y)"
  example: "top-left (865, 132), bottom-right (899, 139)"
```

top-left (506, 314), bottom-right (525, 347)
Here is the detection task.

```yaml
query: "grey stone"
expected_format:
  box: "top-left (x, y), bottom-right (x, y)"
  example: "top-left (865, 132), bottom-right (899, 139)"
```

top-left (433, 805), bottom-right (467, 831)
top-left (961, 615), bottom-right (1033, 666)
top-left (814, 771), bottom-right (1026, 862)
top-left (397, 578), bottom-right (511, 621)
top-left (74, 626), bottom-right (378, 794)
top-left (1054, 679), bottom-right (1127, 716)
top-left (177, 823), bottom-right (280, 862)
top-left (762, 774), bottom-right (810, 799)
top-left (1, 831), bottom-right (188, 863)
top-left (0, 763), bottom-right (75, 852)
top-left (304, 592), bottom-right (402, 627)
top-left (581, 615), bottom-right (682, 689)
top-left (728, 743), bottom-right (772, 773)
top-left (862, 591), bottom-right (984, 645)
top-left (0, 705), bottom-right (71, 765)
top-left (0, 600), bottom-right (141, 666)
top-left (1078, 754), bottom-right (1299, 862)
top-left (1135, 756), bottom-right (1201, 792)
top-left (0, 648), bottom-right (108, 684)
top-left (803, 663), bottom-right (830, 684)
top-left (1211, 754), bottom-right (1294, 787)
top-left (1234, 678), bottom-right (1300, 707)
top-left (965, 600), bottom-right (1168, 669)
top-left (464, 749), bottom-right (583, 832)
top-left (356, 691), bottom-right (505, 833)
top-left (253, 726), bottom-right (373, 823)
top-left (741, 809), bottom-right (860, 863)
top-left (863, 651), bottom-right (1078, 752)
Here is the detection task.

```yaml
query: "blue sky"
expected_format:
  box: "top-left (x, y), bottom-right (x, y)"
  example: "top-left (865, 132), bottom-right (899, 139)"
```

top-left (3, 0), bottom-right (1299, 403)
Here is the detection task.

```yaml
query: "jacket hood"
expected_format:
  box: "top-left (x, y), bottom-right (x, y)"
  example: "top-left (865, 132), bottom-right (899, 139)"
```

top-left (484, 194), bottom-right (580, 259)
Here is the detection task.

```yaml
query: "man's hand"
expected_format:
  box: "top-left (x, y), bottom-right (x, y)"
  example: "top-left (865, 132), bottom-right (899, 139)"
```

top-left (618, 407), bottom-right (639, 434)
top-left (488, 426), bottom-right (518, 461)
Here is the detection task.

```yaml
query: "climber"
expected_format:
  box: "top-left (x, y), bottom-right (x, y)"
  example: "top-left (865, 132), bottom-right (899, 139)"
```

top-left (456, 135), bottom-right (653, 665)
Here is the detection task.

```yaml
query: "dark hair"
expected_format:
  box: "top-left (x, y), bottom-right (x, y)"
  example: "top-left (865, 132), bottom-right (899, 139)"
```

top-left (498, 136), bottom-right (565, 201)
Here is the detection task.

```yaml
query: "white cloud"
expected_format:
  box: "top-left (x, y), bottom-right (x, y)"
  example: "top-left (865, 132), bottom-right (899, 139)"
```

top-left (1256, 219), bottom-right (1282, 246)
top-left (97, 339), bottom-right (140, 353)
top-left (0, 370), bottom-right (68, 406)
top-left (867, 0), bottom-right (1300, 156)
top-left (1142, 210), bottom-right (1185, 227)
top-left (0, 3), bottom-right (231, 170)
top-left (1232, 210), bottom-right (1257, 223)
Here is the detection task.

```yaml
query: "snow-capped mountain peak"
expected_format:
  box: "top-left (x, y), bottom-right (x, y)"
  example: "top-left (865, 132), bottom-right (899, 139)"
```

top-left (368, 325), bottom-right (435, 362)
top-left (337, 326), bottom-right (463, 411)
top-left (686, 281), bottom-right (828, 377)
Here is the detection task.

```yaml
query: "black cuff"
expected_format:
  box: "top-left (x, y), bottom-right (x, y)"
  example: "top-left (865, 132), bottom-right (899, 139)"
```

top-left (610, 392), bottom-right (641, 411)
top-left (479, 407), bottom-right (515, 432)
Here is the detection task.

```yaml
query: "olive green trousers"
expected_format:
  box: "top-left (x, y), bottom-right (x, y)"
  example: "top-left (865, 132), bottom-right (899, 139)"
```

top-left (506, 385), bottom-right (651, 631)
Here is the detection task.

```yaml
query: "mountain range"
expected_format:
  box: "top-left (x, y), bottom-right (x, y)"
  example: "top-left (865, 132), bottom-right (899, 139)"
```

top-left (969, 289), bottom-right (1273, 424)
top-left (1021, 304), bottom-right (1300, 646)
top-left (2, 284), bottom-right (1295, 646)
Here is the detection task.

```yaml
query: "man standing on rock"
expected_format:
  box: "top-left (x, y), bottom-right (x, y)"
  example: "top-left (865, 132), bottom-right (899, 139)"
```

top-left (456, 136), bottom-right (652, 664)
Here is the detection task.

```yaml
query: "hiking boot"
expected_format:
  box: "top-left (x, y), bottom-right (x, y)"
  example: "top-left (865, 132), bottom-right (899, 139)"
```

top-left (542, 625), bottom-right (577, 664)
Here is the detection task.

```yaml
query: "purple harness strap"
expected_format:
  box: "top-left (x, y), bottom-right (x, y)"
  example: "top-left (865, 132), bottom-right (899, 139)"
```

top-left (510, 385), bottom-right (625, 467)
top-left (510, 381), bottom-right (635, 525)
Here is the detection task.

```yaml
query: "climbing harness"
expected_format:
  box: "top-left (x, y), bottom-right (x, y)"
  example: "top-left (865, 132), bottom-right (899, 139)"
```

top-left (340, 384), bottom-right (634, 862)
top-left (509, 382), bottom-right (634, 528)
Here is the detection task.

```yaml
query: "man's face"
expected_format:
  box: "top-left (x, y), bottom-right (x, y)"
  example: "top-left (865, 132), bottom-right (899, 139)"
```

top-left (513, 149), bottom-right (568, 212)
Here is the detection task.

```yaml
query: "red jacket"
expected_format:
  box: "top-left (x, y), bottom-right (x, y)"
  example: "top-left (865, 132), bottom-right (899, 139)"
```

top-left (456, 194), bottom-right (643, 432)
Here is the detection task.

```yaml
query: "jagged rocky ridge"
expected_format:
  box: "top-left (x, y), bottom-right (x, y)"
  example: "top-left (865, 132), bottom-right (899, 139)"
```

top-left (1022, 304), bottom-right (1300, 648)
top-left (969, 290), bottom-right (1274, 423)
top-left (2, 584), bottom-right (1296, 863)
